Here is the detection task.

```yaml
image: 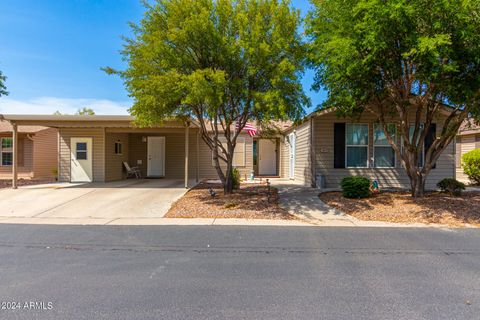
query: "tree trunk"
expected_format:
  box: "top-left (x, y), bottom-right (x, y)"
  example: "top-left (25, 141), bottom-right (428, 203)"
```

top-left (410, 172), bottom-right (426, 198)
top-left (224, 157), bottom-right (234, 194)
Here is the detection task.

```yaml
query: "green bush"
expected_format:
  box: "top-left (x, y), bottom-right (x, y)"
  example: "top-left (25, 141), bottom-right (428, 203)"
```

top-left (462, 149), bottom-right (480, 185)
top-left (437, 178), bottom-right (465, 196)
top-left (341, 176), bottom-right (371, 198)
top-left (232, 167), bottom-right (241, 190)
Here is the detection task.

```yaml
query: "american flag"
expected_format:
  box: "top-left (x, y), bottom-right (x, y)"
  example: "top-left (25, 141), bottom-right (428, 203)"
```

top-left (236, 121), bottom-right (257, 137)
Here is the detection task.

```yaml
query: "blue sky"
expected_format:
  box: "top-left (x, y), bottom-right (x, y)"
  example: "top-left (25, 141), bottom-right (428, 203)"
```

top-left (0, 0), bottom-right (326, 115)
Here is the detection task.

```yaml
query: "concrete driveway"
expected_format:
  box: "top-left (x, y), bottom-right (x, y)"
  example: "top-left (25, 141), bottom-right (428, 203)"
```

top-left (0, 179), bottom-right (190, 224)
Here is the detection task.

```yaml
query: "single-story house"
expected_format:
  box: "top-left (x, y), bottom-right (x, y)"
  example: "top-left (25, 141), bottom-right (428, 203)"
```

top-left (0, 109), bottom-right (456, 190)
top-left (455, 119), bottom-right (480, 184)
top-left (0, 120), bottom-right (58, 180)
top-left (282, 107), bottom-right (456, 190)
top-left (0, 115), bottom-right (289, 188)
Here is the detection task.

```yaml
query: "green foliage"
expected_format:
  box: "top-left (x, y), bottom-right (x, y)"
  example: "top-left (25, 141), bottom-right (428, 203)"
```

top-left (0, 69), bottom-right (8, 97)
top-left (106, 0), bottom-right (307, 193)
top-left (76, 107), bottom-right (95, 115)
top-left (340, 176), bottom-right (371, 198)
top-left (306, 0), bottom-right (480, 116)
top-left (307, 0), bottom-right (480, 197)
top-left (462, 149), bottom-right (480, 184)
top-left (108, 0), bottom-right (307, 124)
top-left (232, 167), bottom-right (241, 190)
top-left (437, 178), bottom-right (465, 196)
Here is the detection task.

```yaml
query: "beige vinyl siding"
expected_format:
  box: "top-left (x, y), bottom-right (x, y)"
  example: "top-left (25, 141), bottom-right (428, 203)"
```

top-left (279, 136), bottom-right (290, 178)
top-left (198, 133), bottom-right (254, 180)
top-left (456, 134), bottom-right (477, 183)
top-left (288, 121), bottom-right (312, 186)
top-left (128, 130), bottom-right (199, 179)
top-left (105, 133), bottom-right (129, 181)
top-left (32, 128), bottom-right (58, 179)
top-left (58, 128), bottom-right (105, 182)
top-left (0, 134), bottom-right (34, 179)
top-left (313, 110), bottom-right (455, 190)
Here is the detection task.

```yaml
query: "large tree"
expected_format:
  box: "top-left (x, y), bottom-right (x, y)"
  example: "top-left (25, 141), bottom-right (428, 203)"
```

top-left (307, 0), bottom-right (480, 197)
top-left (105, 0), bottom-right (307, 193)
top-left (0, 70), bottom-right (7, 97)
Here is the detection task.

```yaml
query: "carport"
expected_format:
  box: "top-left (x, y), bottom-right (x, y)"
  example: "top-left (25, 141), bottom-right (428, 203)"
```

top-left (0, 114), bottom-right (200, 189)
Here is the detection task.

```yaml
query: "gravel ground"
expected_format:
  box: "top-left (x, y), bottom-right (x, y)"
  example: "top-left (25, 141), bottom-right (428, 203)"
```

top-left (320, 191), bottom-right (480, 227)
top-left (165, 181), bottom-right (295, 219)
top-left (0, 178), bottom-right (55, 189)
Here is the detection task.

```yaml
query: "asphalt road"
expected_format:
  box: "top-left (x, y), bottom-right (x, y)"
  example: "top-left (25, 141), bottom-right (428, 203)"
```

top-left (0, 225), bottom-right (479, 320)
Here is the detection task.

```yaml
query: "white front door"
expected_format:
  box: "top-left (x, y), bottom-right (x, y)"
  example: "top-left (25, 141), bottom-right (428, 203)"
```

top-left (70, 137), bottom-right (93, 182)
top-left (258, 139), bottom-right (277, 175)
top-left (147, 136), bottom-right (165, 177)
top-left (288, 133), bottom-right (295, 179)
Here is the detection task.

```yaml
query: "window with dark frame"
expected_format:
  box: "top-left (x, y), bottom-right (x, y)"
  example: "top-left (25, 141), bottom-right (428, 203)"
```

top-left (373, 124), bottom-right (396, 168)
top-left (0, 138), bottom-right (13, 166)
top-left (76, 142), bottom-right (87, 160)
top-left (114, 141), bottom-right (123, 155)
top-left (345, 124), bottom-right (369, 168)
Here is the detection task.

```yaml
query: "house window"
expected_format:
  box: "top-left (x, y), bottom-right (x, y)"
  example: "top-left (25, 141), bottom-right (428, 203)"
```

top-left (408, 124), bottom-right (424, 167)
top-left (76, 142), bottom-right (88, 160)
top-left (1, 138), bottom-right (13, 166)
top-left (253, 140), bottom-right (258, 166)
top-left (346, 124), bottom-right (368, 168)
top-left (114, 141), bottom-right (123, 155)
top-left (373, 124), bottom-right (396, 168)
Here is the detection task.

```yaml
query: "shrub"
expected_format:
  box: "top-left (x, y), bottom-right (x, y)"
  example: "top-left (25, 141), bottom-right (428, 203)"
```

top-left (437, 178), bottom-right (465, 196)
top-left (462, 149), bottom-right (480, 185)
top-left (341, 176), bottom-right (371, 198)
top-left (232, 167), bottom-right (241, 190)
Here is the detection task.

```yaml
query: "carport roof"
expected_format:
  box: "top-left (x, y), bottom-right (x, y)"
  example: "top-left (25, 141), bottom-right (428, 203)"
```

top-left (0, 114), bottom-right (198, 128)
top-left (0, 114), bottom-right (135, 122)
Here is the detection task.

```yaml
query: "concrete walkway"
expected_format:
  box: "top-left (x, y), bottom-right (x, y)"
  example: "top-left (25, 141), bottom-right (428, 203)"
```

top-left (273, 180), bottom-right (453, 228)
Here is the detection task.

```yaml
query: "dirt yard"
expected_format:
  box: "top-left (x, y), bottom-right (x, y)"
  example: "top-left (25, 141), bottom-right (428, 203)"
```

top-left (165, 181), bottom-right (295, 220)
top-left (320, 191), bottom-right (480, 227)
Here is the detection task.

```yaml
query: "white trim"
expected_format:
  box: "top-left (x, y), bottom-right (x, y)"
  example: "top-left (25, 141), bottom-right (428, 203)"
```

top-left (373, 123), bottom-right (396, 168)
top-left (345, 123), bottom-right (369, 168)
top-left (288, 132), bottom-right (296, 179)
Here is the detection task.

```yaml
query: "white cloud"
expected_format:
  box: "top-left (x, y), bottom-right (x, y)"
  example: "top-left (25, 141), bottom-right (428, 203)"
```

top-left (0, 97), bottom-right (131, 115)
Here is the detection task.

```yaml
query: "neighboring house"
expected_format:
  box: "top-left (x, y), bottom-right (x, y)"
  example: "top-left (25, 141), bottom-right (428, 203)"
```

top-left (455, 119), bottom-right (480, 184)
top-left (0, 115), bottom-right (288, 186)
top-left (0, 110), bottom-right (456, 190)
top-left (282, 107), bottom-right (455, 190)
top-left (0, 120), bottom-right (58, 180)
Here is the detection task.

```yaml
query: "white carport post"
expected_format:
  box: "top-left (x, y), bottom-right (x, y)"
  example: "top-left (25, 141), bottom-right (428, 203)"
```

top-left (184, 122), bottom-right (190, 188)
top-left (12, 122), bottom-right (18, 189)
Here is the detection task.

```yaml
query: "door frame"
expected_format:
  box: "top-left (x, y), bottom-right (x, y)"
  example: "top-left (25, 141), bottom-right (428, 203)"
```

top-left (288, 133), bottom-right (296, 180)
top-left (70, 137), bottom-right (93, 182)
top-left (147, 136), bottom-right (166, 177)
